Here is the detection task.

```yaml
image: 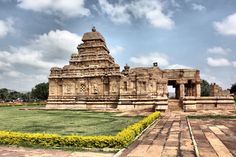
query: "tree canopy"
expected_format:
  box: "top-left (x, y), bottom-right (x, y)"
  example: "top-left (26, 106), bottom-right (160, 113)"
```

top-left (201, 79), bottom-right (210, 96)
top-left (230, 83), bottom-right (236, 95)
top-left (0, 82), bottom-right (48, 102)
top-left (31, 82), bottom-right (49, 101)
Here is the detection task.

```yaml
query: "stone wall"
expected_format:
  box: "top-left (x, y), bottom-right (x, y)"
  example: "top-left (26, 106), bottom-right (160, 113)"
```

top-left (182, 96), bottom-right (235, 112)
top-left (210, 83), bottom-right (231, 97)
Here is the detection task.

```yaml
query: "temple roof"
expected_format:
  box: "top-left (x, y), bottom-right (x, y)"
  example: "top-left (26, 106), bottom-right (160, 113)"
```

top-left (82, 26), bottom-right (105, 42)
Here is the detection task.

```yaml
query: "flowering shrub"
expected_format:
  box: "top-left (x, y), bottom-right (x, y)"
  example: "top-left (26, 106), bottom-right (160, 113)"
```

top-left (0, 111), bottom-right (160, 148)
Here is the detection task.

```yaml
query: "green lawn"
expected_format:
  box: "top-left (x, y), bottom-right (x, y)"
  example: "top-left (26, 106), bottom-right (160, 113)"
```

top-left (0, 106), bottom-right (142, 136)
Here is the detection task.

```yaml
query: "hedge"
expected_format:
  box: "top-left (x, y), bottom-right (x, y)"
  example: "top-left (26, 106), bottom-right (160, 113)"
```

top-left (0, 111), bottom-right (160, 149)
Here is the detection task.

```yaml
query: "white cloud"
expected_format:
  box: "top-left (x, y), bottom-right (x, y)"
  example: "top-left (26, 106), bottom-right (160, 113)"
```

top-left (201, 73), bottom-right (217, 83)
top-left (98, 0), bottom-right (130, 24)
top-left (29, 30), bottom-right (82, 61)
top-left (110, 46), bottom-right (124, 55)
top-left (0, 30), bottom-right (81, 70)
top-left (4, 71), bottom-right (21, 78)
top-left (214, 12), bottom-right (236, 35)
top-left (192, 3), bottom-right (205, 11)
top-left (17, 0), bottom-right (90, 18)
top-left (129, 0), bottom-right (174, 29)
top-left (167, 64), bottom-right (192, 69)
top-left (98, 0), bottom-right (174, 29)
top-left (232, 61), bottom-right (236, 68)
top-left (0, 71), bottom-right (48, 91)
top-left (0, 60), bottom-right (11, 69)
top-left (207, 46), bottom-right (231, 55)
top-left (130, 52), bottom-right (169, 66)
top-left (169, 0), bottom-right (180, 8)
top-left (0, 19), bottom-right (14, 38)
top-left (207, 57), bottom-right (231, 67)
top-left (0, 30), bottom-right (81, 91)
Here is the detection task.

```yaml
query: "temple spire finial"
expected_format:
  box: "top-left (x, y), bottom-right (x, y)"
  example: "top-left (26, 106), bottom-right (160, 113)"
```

top-left (92, 26), bottom-right (96, 32)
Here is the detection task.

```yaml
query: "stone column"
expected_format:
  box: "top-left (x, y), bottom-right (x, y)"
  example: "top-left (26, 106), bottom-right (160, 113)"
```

top-left (189, 86), bottom-right (193, 96)
top-left (175, 85), bottom-right (179, 98)
top-left (179, 83), bottom-right (185, 98)
top-left (187, 86), bottom-right (192, 96)
top-left (163, 83), bottom-right (168, 97)
top-left (196, 83), bottom-right (201, 97)
top-left (192, 85), bottom-right (196, 96)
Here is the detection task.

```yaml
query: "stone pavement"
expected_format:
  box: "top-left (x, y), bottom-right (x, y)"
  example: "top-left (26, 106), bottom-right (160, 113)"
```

top-left (119, 112), bottom-right (236, 157)
top-left (190, 119), bottom-right (236, 157)
top-left (119, 112), bottom-right (195, 157)
top-left (0, 146), bottom-right (114, 157)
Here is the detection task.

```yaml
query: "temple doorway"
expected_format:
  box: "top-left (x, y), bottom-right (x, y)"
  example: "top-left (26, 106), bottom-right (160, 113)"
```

top-left (168, 80), bottom-right (178, 99)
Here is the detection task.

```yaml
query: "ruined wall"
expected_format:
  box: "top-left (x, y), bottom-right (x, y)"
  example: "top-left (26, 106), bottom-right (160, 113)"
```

top-left (210, 83), bottom-right (231, 97)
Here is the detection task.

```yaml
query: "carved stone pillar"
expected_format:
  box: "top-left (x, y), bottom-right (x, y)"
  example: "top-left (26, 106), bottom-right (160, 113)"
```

top-left (189, 87), bottom-right (193, 96)
top-left (196, 83), bottom-right (201, 97)
top-left (192, 85), bottom-right (196, 96)
top-left (179, 83), bottom-right (185, 98)
top-left (187, 87), bottom-right (192, 96)
top-left (175, 85), bottom-right (180, 98)
top-left (163, 83), bottom-right (168, 97)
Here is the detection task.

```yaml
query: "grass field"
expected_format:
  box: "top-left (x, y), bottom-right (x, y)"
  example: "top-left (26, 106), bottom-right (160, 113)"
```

top-left (0, 106), bottom-right (143, 136)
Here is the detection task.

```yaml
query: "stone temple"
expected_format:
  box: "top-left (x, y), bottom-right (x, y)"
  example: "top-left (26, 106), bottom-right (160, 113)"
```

top-left (47, 27), bottom-right (235, 111)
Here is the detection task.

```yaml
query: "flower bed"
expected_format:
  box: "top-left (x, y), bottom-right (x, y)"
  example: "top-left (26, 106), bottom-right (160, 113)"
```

top-left (0, 111), bottom-right (160, 149)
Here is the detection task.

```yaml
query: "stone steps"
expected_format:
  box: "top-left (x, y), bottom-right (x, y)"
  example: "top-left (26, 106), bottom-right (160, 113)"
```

top-left (168, 99), bottom-right (182, 111)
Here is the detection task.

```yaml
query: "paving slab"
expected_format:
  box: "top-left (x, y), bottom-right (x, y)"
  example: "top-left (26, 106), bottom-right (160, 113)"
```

top-left (190, 119), bottom-right (236, 157)
top-left (119, 112), bottom-right (195, 157)
top-left (0, 146), bottom-right (114, 157)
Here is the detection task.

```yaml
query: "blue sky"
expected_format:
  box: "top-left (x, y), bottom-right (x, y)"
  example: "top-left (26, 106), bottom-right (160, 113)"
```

top-left (0, 0), bottom-right (235, 91)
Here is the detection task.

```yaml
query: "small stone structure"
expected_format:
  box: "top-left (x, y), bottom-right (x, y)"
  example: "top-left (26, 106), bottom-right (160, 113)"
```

top-left (47, 27), bottom-right (235, 111)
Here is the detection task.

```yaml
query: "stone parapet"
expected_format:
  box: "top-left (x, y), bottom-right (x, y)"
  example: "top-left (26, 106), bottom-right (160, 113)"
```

top-left (182, 96), bottom-right (235, 111)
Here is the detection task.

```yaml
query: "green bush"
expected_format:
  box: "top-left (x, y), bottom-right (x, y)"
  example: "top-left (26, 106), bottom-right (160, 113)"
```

top-left (0, 111), bottom-right (160, 149)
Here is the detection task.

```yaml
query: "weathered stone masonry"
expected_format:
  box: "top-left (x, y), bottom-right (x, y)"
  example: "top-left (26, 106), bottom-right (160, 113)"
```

top-left (47, 27), bottom-right (235, 111)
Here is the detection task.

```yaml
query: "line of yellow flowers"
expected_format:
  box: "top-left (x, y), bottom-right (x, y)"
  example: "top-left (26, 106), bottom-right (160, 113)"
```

top-left (0, 111), bottom-right (160, 149)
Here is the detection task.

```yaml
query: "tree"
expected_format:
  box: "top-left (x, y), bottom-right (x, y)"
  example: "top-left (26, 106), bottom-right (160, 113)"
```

top-left (31, 82), bottom-right (49, 100)
top-left (230, 83), bottom-right (236, 95)
top-left (21, 92), bottom-right (32, 102)
top-left (201, 79), bottom-right (210, 96)
top-left (0, 88), bottom-right (9, 100)
top-left (8, 91), bottom-right (22, 101)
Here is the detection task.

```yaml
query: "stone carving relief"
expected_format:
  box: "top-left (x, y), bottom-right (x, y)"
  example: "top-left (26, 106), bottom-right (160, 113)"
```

top-left (93, 84), bottom-right (98, 94)
top-left (49, 85), bottom-right (56, 95)
top-left (124, 81), bottom-right (128, 91)
top-left (110, 81), bottom-right (117, 93)
top-left (63, 83), bottom-right (74, 95)
top-left (157, 83), bottom-right (164, 96)
top-left (80, 83), bottom-right (86, 93)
